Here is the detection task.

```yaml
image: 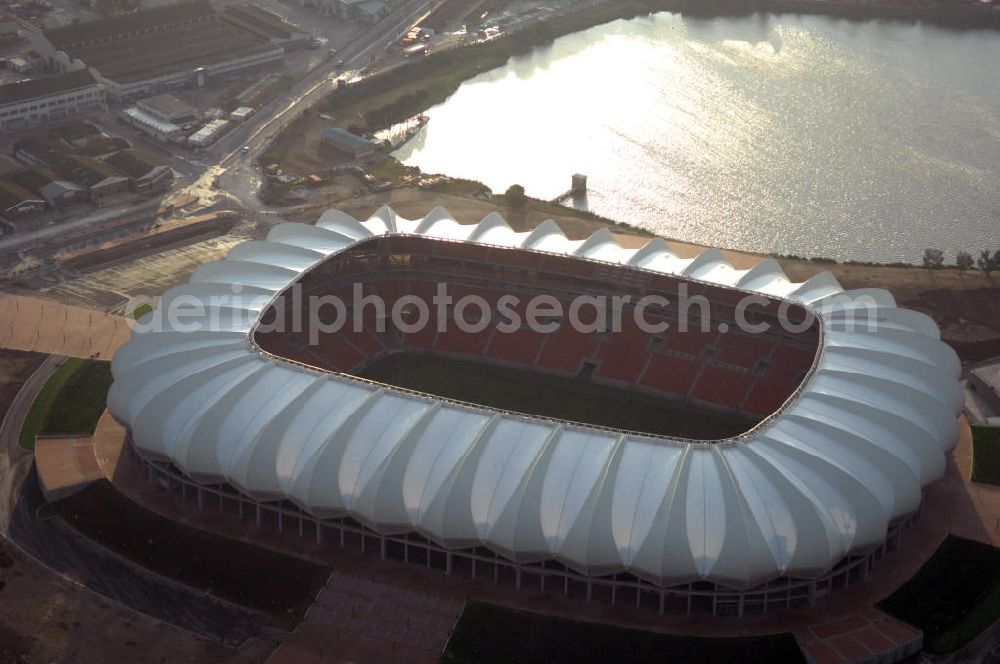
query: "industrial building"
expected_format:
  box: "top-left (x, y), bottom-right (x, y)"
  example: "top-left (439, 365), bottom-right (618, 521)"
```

top-left (970, 358), bottom-right (1000, 417)
top-left (33, 0), bottom-right (292, 102)
top-left (325, 0), bottom-right (393, 24)
top-left (56, 154), bottom-right (129, 201)
top-left (0, 69), bottom-right (104, 130)
top-left (136, 94), bottom-right (199, 125)
top-left (187, 118), bottom-right (229, 147)
top-left (104, 148), bottom-right (173, 194)
top-left (108, 207), bottom-right (962, 616)
top-left (321, 126), bottom-right (380, 159)
top-left (0, 180), bottom-right (45, 216)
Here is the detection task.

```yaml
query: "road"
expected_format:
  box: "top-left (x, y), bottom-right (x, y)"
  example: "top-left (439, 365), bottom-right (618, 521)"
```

top-left (0, 3), bottom-right (438, 646)
top-left (0, 354), bottom-right (265, 644)
top-left (0, 354), bottom-right (62, 529)
top-left (211, 0), bottom-right (438, 209)
top-left (0, 0), bottom-right (436, 271)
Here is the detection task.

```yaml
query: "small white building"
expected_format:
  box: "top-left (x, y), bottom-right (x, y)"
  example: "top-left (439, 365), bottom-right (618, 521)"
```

top-left (230, 106), bottom-right (254, 122)
top-left (188, 119), bottom-right (229, 147)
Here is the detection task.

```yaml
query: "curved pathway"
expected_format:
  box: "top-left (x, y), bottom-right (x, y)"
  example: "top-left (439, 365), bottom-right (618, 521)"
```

top-left (0, 344), bottom-right (266, 646)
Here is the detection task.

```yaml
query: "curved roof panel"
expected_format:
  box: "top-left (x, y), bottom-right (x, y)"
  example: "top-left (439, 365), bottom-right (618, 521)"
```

top-left (108, 207), bottom-right (962, 588)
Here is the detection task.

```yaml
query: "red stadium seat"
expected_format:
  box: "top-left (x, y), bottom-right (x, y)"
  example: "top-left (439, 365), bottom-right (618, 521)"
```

top-left (691, 366), bottom-right (755, 410)
top-left (537, 321), bottom-right (601, 373)
top-left (716, 332), bottom-right (773, 369)
top-left (640, 355), bottom-right (701, 397)
top-left (596, 318), bottom-right (651, 384)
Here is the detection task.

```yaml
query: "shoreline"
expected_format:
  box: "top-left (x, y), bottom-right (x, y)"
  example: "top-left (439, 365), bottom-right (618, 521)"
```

top-left (673, 0), bottom-right (1000, 31)
top-left (280, 0), bottom-right (998, 268)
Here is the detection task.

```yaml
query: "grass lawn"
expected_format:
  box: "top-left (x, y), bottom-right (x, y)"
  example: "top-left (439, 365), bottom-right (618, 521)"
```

top-left (52, 480), bottom-right (330, 631)
top-left (128, 303), bottom-right (154, 320)
top-left (440, 601), bottom-right (805, 664)
top-left (19, 358), bottom-right (113, 449)
top-left (359, 353), bottom-right (756, 440)
top-left (971, 426), bottom-right (1000, 485)
top-left (879, 535), bottom-right (1000, 653)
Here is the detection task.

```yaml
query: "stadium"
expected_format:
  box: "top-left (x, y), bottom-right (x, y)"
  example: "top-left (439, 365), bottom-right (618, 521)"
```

top-left (107, 207), bottom-right (963, 616)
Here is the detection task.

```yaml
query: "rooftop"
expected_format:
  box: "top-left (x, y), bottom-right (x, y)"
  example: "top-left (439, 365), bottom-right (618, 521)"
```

top-left (43, 0), bottom-right (215, 49)
top-left (137, 93), bottom-right (197, 120)
top-left (69, 18), bottom-right (277, 84)
top-left (321, 127), bottom-right (378, 152)
top-left (8, 167), bottom-right (61, 192)
top-left (222, 4), bottom-right (303, 41)
top-left (57, 154), bottom-right (125, 186)
top-left (972, 360), bottom-right (1000, 391)
top-left (0, 180), bottom-right (43, 209)
top-left (0, 69), bottom-right (97, 107)
top-left (48, 120), bottom-right (102, 143)
top-left (104, 149), bottom-right (167, 179)
top-left (122, 106), bottom-right (183, 135)
top-left (75, 137), bottom-right (132, 158)
top-left (13, 135), bottom-right (69, 165)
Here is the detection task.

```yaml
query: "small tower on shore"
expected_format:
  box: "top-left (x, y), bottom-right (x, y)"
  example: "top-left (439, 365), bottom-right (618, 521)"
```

top-left (571, 173), bottom-right (587, 195)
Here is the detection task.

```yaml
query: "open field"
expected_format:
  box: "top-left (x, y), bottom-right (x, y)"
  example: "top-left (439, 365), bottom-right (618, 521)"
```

top-left (880, 535), bottom-right (1000, 654)
top-left (972, 426), bottom-right (1000, 486)
top-left (441, 601), bottom-right (806, 664)
top-left (0, 350), bottom-right (47, 425)
top-left (51, 480), bottom-right (331, 631)
top-left (19, 359), bottom-right (112, 449)
top-left (359, 352), bottom-right (755, 439)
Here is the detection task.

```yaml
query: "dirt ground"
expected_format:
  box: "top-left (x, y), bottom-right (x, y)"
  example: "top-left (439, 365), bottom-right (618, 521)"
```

top-left (0, 350), bottom-right (273, 663)
top-left (0, 352), bottom-right (46, 420)
top-left (0, 537), bottom-right (273, 664)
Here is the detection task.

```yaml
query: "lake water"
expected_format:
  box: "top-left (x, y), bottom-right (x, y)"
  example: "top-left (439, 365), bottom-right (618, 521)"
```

top-left (395, 12), bottom-right (1000, 263)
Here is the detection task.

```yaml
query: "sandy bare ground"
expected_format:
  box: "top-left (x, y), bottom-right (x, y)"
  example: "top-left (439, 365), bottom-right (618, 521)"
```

top-left (0, 294), bottom-right (130, 360)
top-left (0, 351), bottom-right (272, 663)
top-left (0, 538), bottom-right (272, 664)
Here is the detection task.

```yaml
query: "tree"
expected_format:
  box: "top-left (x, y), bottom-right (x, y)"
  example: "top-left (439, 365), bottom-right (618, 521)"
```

top-left (504, 184), bottom-right (526, 208)
top-left (956, 251), bottom-right (974, 273)
top-left (978, 250), bottom-right (997, 277)
top-left (922, 248), bottom-right (944, 270)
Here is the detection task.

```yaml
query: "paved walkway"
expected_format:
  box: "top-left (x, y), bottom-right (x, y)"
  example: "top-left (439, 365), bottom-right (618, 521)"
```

top-left (34, 434), bottom-right (104, 500)
top-left (0, 293), bottom-right (131, 359)
top-left (0, 354), bottom-right (63, 531)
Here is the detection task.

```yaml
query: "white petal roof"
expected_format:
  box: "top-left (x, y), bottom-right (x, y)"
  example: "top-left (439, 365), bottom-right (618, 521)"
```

top-left (108, 207), bottom-right (963, 588)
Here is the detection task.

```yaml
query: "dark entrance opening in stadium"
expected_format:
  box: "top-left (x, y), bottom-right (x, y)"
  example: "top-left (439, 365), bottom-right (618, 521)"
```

top-left (253, 235), bottom-right (820, 440)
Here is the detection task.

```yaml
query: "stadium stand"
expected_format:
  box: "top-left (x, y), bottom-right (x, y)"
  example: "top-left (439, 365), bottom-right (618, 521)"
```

top-left (254, 235), bottom-right (819, 426)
